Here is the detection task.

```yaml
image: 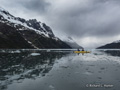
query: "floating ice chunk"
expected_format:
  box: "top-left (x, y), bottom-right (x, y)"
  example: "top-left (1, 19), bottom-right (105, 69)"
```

top-left (14, 50), bottom-right (21, 53)
top-left (10, 75), bottom-right (20, 80)
top-left (47, 49), bottom-right (51, 52)
top-left (11, 65), bottom-right (20, 67)
top-left (83, 71), bottom-right (93, 75)
top-left (30, 53), bottom-right (41, 56)
top-left (8, 50), bottom-right (21, 53)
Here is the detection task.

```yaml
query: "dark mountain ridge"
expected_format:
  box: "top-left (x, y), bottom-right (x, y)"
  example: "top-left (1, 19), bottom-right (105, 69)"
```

top-left (97, 40), bottom-right (120, 49)
top-left (0, 7), bottom-right (71, 49)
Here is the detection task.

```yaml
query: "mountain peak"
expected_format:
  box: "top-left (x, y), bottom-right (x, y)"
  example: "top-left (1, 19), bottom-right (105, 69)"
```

top-left (0, 6), bottom-right (10, 15)
top-left (28, 19), bottom-right (38, 23)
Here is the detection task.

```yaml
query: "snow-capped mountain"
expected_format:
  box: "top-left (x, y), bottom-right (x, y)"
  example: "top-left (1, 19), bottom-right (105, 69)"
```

top-left (97, 40), bottom-right (120, 49)
top-left (0, 7), bottom-right (54, 38)
top-left (63, 37), bottom-right (83, 49)
top-left (0, 7), bottom-right (71, 49)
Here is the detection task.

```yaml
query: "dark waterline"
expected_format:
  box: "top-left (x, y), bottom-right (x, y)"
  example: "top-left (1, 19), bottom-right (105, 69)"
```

top-left (0, 49), bottom-right (120, 90)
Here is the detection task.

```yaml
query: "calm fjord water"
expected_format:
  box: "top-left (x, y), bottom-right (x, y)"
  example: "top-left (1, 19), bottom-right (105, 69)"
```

top-left (0, 49), bottom-right (120, 90)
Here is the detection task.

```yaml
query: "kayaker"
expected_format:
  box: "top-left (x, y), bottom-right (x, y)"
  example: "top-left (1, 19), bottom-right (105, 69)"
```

top-left (77, 48), bottom-right (80, 51)
top-left (82, 48), bottom-right (84, 51)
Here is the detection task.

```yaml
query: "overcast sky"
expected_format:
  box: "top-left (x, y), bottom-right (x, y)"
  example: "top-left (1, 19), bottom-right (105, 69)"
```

top-left (1, 0), bottom-right (120, 48)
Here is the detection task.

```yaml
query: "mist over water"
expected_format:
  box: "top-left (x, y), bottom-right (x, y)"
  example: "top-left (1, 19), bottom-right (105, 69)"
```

top-left (0, 49), bottom-right (120, 90)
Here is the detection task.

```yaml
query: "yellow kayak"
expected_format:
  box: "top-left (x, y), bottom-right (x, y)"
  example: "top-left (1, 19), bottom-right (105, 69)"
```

top-left (74, 51), bottom-right (91, 53)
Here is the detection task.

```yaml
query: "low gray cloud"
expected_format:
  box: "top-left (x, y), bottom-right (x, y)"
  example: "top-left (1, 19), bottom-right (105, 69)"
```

top-left (0, 0), bottom-right (50, 14)
top-left (20, 0), bottom-right (50, 13)
top-left (45, 0), bottom-right (120, 38)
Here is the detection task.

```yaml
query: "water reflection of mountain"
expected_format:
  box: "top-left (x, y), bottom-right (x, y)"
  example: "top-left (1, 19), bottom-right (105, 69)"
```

top-left (0, 50), bottom-right (69, 90)
top-left (103, 50), bottom-right (120, 57)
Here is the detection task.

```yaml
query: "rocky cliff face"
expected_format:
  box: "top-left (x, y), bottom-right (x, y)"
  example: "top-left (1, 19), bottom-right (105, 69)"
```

top-left (0, 7), bottom-right (71, 49)
top-left (0, 23), bottom-right (34, 49)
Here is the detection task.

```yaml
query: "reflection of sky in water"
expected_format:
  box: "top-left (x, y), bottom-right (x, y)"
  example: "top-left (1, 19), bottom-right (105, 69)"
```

top-left (0, 49), bottom-right (120, 90)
